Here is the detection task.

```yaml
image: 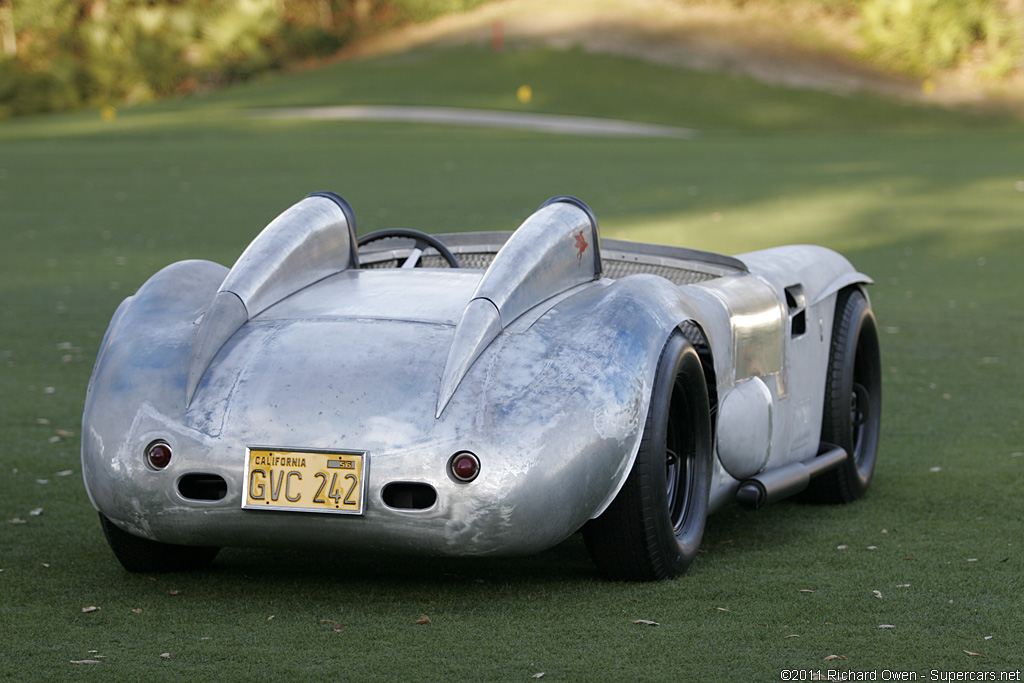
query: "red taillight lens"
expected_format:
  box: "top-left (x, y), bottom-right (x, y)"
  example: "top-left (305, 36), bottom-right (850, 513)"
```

top-left (450, 452), bottom-right (480, 482)
top-left (145, 441), bottom-right (172, 470)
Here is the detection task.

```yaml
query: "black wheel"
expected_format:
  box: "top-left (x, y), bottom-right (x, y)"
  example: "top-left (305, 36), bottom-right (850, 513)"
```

top-left (583, 332), bottom-right (713, 581)
top-left (357, 229), bottom-right (460, 268)
top-left (803, 288), bottom-right (882, 503)
top-left (99, 513), bottom-right (220, 573)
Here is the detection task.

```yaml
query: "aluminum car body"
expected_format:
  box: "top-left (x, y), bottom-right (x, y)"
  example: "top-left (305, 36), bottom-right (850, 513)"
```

top-left (82, 193), bottom-right (871, 557)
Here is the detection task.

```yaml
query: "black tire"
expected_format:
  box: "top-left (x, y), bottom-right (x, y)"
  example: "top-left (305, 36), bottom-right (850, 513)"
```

top-left (583, 332), bottom-right (713, 581)
top-left (100, 513), bottom-right (220, 573)
top-left (803, 288), bottom-right (882, 503)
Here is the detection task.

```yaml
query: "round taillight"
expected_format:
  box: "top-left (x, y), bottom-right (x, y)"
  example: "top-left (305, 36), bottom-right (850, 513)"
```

top-left (450, 452), bottom-right (480, 483)
top-left (145, 441), bottom-right (172, 470)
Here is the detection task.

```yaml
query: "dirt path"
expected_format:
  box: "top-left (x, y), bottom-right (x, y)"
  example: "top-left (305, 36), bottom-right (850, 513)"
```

top-left (248, 105), bottom-right (697, 137)
top-left (343, 0), bottom-right (930, 102)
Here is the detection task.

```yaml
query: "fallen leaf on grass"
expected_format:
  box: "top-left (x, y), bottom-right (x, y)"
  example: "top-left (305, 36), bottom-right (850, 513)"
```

top-left (56, 470), bottom-right (73, 477)
top-left (9, 518), bottom-right (26, 524)
top-left (873, 590), bottom-right (883, 599)
top-left (168, 590), bottom-right (179, 595)
top-left (785, 634), bottom-right (800, 639)
top-left (132, 609), bottom-right (142, 614)
top-left (30, 508), bottom-right (43, 516)
top-left (416, 615), bottom-right (432, 625)
top-left (81, 606), bottom-right (100, 613)
top-left (837, 545), bottom-right (849, 550)
top-left (799, 589), bottom-right (815, 593)
top-left (633, 619), bottom-right (659, 626)
top-left (877, 625), bottom-right (896, 630)
top-left (716, 607), bottom-right (731, 612)
top-left (267, 615), bottom-right (275, 621)
top-left (71, 660), bottom-right (102, 665)
top-left (824, 655), bottom-right (846, 661)
top-left (985, 636), bottom-right (994, 640)
top-left (160, 653), bottom-right (171, 659)
top-left (532, 674), bottom-right (545, 679)
top-left (333, 624), bottom-right (344, 632)
top-left (964, 651), bottom-right (981, 657)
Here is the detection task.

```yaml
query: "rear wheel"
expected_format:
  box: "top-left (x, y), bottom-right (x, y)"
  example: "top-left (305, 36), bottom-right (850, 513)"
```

top-left (100, 513), bottom-right (220, 572)
top-left (584, 332), bottom-right (712, 581)
top-left (803, 288), bottom-right (882, 503)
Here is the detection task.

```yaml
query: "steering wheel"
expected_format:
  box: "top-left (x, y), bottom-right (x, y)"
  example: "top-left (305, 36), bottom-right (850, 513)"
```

top-left (357, 229), bottom-right (461, 269)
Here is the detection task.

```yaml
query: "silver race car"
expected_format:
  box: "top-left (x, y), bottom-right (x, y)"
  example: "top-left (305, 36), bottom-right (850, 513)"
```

top-left (82, 192), bottom-right (881, 581)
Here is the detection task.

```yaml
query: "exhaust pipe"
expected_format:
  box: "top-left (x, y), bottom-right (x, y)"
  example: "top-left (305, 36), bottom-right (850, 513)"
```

top-left (735, 443), bottom-right (847, 510)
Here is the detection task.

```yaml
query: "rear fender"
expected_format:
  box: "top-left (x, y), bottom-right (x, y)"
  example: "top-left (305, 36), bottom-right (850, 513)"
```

top-left (81, 259), bottom-right (228, 513)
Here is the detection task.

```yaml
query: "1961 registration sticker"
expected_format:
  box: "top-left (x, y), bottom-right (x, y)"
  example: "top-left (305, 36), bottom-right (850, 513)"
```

top-left (242, 447), bottom-right (367, 515)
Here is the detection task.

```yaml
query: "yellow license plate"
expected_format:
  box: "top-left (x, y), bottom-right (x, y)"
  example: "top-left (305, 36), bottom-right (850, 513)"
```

top-left (242, 447), bottom-right (367, 515)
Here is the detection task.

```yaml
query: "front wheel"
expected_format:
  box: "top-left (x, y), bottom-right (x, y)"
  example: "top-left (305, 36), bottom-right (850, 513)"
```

top-left (802, 287), bottom-right (882, 503)
top-left (100, 513), bottom-right (220, 573)
top-left (583, 332), bottom-right (713, 581)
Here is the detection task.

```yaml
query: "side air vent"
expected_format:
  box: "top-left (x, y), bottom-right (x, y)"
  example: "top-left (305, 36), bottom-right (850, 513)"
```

top-left (178, 474), bottom-right (228, 501)
top-left (381, 483), bottom-right (437, 510)
top-left (785, 284), bottom-right (807, 337)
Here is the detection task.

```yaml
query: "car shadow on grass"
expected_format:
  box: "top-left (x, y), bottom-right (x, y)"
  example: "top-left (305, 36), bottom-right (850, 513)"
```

top-left (207, 531), bottom-right (600, 586)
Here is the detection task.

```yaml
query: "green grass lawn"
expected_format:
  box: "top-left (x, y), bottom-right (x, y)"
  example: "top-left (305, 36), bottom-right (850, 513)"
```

top-left (1, 45), bottom-right (1022, 680)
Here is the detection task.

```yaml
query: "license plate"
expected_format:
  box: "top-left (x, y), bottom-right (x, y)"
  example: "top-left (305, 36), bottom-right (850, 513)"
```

top-left (242, 447), bottom-right (367, 515)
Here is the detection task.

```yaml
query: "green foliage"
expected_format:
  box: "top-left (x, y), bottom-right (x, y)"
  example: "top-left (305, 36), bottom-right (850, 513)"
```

top-left (387, 0), bottom-right (493, 22)
top-left (858, 0), bottom-right (1022, 77)
top-left (0, 0), bottom-right (482, 117)
top-left (4, 0), bottom-right (1024, 118)
top-left (1, 0), bottom-right (289, 114)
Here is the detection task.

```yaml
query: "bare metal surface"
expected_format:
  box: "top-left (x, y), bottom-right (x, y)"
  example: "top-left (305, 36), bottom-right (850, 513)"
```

top-left (716, 376), bottom-right (773, 479)
top-left (185, 195), bottom-right (357, 405)
top-left (437, 200), bottom-right (600, 417)
top-left (83, 194), bottom-right (872, 557)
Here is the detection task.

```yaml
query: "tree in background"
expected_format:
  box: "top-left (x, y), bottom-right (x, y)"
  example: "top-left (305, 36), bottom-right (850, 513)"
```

top-left (858, 0), bottom-right (1023, 79)
top-left (1, 0), bottom-right (1021, 118)
top-left (0, 0), bottom-right (488, 116)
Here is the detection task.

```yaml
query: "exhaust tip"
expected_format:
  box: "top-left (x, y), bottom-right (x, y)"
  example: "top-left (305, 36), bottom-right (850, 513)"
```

top-left (736, 482), bottom-right (766, 511)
